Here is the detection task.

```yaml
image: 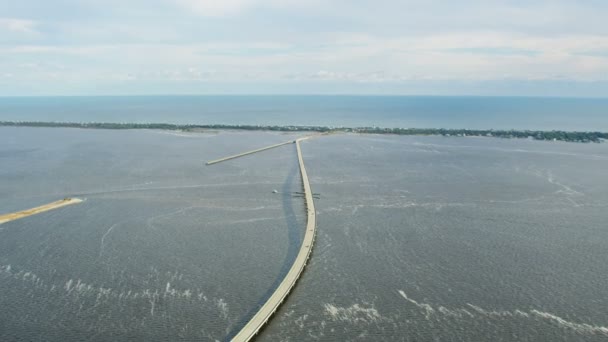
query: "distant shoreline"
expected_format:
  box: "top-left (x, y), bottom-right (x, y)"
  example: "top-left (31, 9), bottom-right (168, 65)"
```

top-left (1, 121), bottom-right (607, 143)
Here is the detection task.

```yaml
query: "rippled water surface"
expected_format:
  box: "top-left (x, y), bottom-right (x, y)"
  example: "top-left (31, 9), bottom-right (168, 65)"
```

top-left (1, 127), bottom-right (608, 341)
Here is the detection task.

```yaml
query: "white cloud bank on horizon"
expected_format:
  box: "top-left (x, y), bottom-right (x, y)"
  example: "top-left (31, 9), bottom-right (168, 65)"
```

top-left (1, 0), bottom-right (608, 95)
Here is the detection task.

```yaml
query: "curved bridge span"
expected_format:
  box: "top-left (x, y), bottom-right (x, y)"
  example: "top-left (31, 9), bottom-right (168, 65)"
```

top-left (206, 137), bottom-right (317, 342)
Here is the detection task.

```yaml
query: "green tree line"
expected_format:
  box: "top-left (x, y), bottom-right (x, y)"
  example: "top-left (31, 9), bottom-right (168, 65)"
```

top-left (1, 121), bottom-right (606, 143)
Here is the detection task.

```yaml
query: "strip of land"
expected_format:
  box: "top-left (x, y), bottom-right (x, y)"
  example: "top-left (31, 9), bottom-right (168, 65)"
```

top-left (0, 198), bottom-right (83, 225)
top-left (1, 121), bottom-right (607, 143)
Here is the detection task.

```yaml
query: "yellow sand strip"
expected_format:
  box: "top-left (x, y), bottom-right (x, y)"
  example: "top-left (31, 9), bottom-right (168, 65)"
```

top-left (0, 198), bottom-right (83, 225)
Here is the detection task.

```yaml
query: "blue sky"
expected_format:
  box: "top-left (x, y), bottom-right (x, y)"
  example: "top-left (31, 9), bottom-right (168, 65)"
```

top-left (1, 0), bottom-right (608, 96)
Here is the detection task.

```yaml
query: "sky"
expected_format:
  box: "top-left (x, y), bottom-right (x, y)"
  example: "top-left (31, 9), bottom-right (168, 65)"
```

top-left (1, 0), bottom-right (608, 96)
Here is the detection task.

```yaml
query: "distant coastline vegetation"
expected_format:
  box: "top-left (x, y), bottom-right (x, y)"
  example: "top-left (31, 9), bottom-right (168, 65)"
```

top-left (1, 121), bottom-right (607, 143)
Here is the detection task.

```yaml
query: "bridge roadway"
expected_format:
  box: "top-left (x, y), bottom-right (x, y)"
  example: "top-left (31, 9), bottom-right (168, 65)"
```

top-left (206, 137), bottom-right (316, 342)
top-left (206, 140), bottom-right (296, 165)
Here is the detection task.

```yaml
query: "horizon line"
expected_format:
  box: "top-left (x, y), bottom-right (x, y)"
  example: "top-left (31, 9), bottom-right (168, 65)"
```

top-left (1, 94), bottom-right (608, 99)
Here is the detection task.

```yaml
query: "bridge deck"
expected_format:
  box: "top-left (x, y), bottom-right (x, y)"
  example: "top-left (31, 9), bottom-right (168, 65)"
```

top-left (206, 140), bottom-right (295, 165)
top-left (206, 137), bottom-right (317, 342)
top-left (230, 138), bottom-right (316, 342)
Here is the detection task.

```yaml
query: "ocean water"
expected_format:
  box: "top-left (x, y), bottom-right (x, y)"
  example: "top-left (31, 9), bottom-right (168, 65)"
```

top-left (1, 95), bottom-right (608, 131)
top-left (1, 127), bottom-right (608, 341)
top-left (261, 134), bottom-right (608, 341)
top-left (0, 127), bottom-right (306, 341)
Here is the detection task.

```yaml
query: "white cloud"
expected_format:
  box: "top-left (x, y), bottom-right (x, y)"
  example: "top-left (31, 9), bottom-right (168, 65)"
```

top-left (173, 0), bottom-right (317, 16)
top-left (174, 0), bottom-right (254, 16)
top-left (2, 1), bottom-right (608, 94)
top-left (3, 31), bottom-right (608, 84)
top-left (0, 18), bottom-right (38, 33)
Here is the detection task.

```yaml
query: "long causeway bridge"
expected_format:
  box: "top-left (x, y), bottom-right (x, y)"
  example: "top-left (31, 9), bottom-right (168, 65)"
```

top-left (206, 137), bottom-right (317, 342)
